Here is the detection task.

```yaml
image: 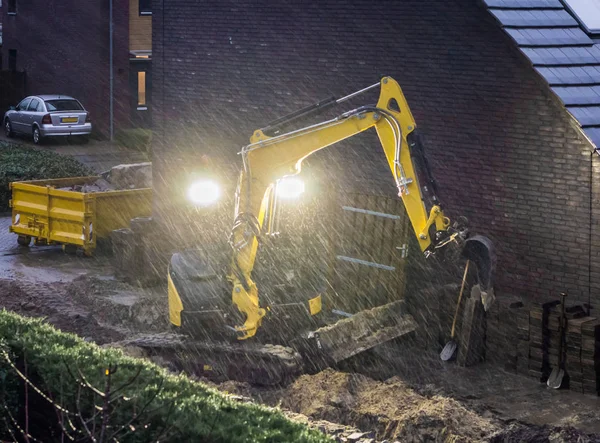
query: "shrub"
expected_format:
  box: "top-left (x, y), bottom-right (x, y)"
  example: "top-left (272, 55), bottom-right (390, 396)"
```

top-left (0, 311), bottom-right (330, 442)
top-left (0, 142), bottom-right (93, 212)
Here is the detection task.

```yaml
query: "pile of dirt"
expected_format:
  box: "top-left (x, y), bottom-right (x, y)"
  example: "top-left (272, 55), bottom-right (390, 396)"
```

top-left (0, 278), bottom-right (124, 345)
top-left (278, 369), bottom-right (600, 442)
top-left (282, 369), bottom-right (499, 442)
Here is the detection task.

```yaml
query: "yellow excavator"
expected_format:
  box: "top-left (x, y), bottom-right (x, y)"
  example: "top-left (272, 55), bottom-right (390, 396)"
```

top-left (128, 77), bottom-right (495, 384)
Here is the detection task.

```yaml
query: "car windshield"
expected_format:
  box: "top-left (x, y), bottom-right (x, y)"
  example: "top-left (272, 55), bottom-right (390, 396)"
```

top-left (44, 99), bottom-right (83, 111)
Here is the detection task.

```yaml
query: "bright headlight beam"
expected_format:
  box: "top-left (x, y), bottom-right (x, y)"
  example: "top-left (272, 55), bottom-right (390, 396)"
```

top-left (187, 180), bottom-right (220, 206)
top-left (276, 177), bottom-right (305, 199)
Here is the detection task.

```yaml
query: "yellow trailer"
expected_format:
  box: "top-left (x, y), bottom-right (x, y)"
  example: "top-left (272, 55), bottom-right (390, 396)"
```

top-left (9, 177), bottom-right (152, 256)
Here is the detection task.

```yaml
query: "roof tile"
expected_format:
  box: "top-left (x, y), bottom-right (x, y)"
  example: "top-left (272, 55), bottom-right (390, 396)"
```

top-left (484, 0), bottom-right (562, 8)
top-left (490, 9), bottom-right (577, 27)
top-left (536, 65), bottom-right (600, 84)
top-left (506, 28), bottom-right (592, 46)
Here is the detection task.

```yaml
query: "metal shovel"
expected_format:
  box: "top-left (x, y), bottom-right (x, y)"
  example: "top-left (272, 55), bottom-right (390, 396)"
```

top-left (547, 292), bottom-right (567, 389)
top-left (441, 260), bottom-right (470, 361)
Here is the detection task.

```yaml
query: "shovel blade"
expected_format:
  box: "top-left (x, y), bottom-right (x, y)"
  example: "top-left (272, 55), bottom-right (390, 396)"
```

top-left (547, 368), bottom-right (565, 389)
top-left (440, 340), bottom-right (457, 361)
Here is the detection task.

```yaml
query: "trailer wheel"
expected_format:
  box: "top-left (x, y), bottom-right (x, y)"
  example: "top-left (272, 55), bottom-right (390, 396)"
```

top-left (17, 235), bottom-right (31, 247)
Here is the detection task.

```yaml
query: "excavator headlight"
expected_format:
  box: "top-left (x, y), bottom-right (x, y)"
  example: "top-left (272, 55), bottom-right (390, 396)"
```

top-left (276, 177), bottom-right (305, 199)
top-left (187, 179), bottom-right (220, 206)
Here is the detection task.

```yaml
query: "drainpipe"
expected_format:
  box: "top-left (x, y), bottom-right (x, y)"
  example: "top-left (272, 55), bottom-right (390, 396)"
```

top-left (109, 0), bottom-right (114, 141)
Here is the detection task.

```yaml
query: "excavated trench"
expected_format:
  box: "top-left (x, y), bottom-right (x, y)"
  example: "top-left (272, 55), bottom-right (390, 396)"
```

top-left (1, 253), bottom-right (600, 442)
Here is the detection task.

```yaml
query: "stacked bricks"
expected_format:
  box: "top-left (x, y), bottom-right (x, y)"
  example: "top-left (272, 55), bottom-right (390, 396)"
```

top-left (528, 301), bottom-right (560, 381)
top-left (581, 319), bottom-right (600, 395)
top-left (516, 305), bottom-right (530, 376)
top-left (524, 300), bottom-right (599, 396)
top-left (566, 316), bottom-right (595, 394)
top-left (485, 295), bottom-right (528, 372)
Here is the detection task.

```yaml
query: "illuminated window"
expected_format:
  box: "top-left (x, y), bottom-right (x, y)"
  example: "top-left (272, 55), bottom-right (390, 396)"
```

top-left (138, 71), bottom-right (146, 108)
top-left (564, 0), bottom-right (600, 34)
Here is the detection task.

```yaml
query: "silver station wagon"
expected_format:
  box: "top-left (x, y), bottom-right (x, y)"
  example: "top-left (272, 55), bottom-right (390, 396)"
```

top-left (4, 95), bottom-right (92, 144)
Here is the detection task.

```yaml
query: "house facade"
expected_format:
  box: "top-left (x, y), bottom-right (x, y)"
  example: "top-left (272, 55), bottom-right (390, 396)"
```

top-left (1, 0), bottom-right (152, 137)
top-left (150, 0), bottom-right (600, 317)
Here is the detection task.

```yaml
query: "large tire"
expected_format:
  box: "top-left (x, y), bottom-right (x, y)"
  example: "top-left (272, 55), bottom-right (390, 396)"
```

top-left (32, 126), bottom-right (43, 145)
top-left (4, 119), bottom-right (14, 138)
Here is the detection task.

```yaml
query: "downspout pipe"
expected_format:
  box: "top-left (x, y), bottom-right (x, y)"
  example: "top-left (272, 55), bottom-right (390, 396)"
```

top-left (109, 0), bottom-right (114, 141)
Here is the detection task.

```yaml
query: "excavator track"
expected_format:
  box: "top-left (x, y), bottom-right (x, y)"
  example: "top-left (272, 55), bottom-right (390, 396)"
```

top-left (117, 333), bottom-right (304, 386)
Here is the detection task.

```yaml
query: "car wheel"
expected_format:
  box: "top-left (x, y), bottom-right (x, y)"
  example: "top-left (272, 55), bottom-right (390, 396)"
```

top-left (32, 126), bottom-right (43, 145)
top-left (4, 119), bottom-right (14, 138)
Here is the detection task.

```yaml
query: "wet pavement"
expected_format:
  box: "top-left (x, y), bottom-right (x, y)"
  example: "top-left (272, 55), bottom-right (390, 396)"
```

top-left (0, 216), bottom-right (114, 282)
top-left (0, 133), bottom-right (149, 172)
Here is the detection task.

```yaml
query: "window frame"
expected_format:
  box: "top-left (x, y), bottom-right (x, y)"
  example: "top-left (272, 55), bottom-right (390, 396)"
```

top-left (137, 71), bottom-right (148, 110)
top-left (7, 0), bottom-right (16, 15)
top-left (16, 98), bottom-right (31, 112)
top-left (27, 99), bottom-right (41, 112)
top-left (139, 0), bottom-right (151, 16)
top-left (563, 0), bottom-right (600, 35)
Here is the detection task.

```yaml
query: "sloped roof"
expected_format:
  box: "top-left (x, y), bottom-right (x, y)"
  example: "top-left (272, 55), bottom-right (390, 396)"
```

top-left (484, 0), bottom-right (600, 149)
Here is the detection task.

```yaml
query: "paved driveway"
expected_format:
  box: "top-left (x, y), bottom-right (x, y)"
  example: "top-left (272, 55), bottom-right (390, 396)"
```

top-left (0, 133), bottom-right (149, 172)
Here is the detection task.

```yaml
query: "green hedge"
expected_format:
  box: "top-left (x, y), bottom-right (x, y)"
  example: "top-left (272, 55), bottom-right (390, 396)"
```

top-left (0, 310), bottom-right (330, 442)
top-left (0, 142), bottom-right (93, 211)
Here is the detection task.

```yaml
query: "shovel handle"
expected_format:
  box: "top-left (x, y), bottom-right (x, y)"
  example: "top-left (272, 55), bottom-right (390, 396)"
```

top-left (450, 260), bottom-right (470, 339)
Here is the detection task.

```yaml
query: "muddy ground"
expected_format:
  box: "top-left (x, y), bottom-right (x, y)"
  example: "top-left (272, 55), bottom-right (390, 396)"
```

top-left (1, 242), bottom-right (600, 442)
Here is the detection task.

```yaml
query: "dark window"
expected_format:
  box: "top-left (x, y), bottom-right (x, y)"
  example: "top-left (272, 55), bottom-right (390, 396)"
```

top-left (44, 99), bottom-right (83, 111)
top-left (139, 0), bottom-right (151, 15)
top-left (16, 98), bottom-right (31, 111)
top-left (8, 50), bottom-right (17, 71)
top-left (7, 0), bottom-right (16, 14)
top-left (27, 99), bottom-right (40, 112)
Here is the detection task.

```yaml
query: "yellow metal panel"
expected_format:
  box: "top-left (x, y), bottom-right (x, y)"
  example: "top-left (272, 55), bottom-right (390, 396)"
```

top-left (94, 189), bottom-right (152, 237)
top-left (9, 177), bottom-right (152, 255)
top-left (308, 294), bottom-right (322, 315)
top-left (168, 273), bottom-right (183, 327)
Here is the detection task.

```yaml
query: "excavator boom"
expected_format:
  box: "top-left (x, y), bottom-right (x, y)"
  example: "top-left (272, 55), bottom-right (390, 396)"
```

top-left (226, 77), bottom-right (494, 339)
top-left (154, 77), bottom-right (496, 384)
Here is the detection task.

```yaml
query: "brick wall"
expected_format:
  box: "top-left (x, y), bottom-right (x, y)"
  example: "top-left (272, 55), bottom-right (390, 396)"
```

top-left (129, 0), bottom-right (151, 52)
top-left (151, 0), bottom-right (599, 310)
top-left (1, 0), bottom-right (131, 137)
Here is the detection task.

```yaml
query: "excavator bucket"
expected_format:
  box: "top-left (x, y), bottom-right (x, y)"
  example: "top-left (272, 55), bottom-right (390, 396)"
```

top-left (461, 234), bottom-right (496, 311)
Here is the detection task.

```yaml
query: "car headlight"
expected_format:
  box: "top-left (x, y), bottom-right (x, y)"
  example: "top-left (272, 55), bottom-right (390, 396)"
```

top-left (276, 177), bottom-right (305, 199)
top-left (187, 180), bottom-right (220, 206)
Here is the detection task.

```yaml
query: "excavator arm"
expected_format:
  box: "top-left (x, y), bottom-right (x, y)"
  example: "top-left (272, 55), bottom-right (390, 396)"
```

top-left (228, 77), bottom-right (494, 339)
